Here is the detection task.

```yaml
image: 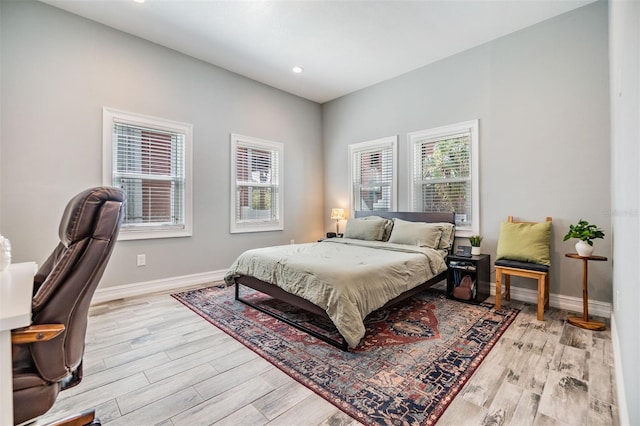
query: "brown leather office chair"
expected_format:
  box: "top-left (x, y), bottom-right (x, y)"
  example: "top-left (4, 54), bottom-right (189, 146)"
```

top-left (11, 187), bottom-right (125, 425)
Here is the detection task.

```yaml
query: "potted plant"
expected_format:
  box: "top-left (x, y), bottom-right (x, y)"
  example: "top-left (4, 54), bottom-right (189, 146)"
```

top-left (563, 219), bottom-right (605, 257)
top-left (469, 235), bottom-right (483, 255)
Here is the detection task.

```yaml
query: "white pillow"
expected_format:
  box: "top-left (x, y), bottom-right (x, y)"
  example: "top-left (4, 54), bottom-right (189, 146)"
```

top-left (388, 218), bottom-right (442, 248)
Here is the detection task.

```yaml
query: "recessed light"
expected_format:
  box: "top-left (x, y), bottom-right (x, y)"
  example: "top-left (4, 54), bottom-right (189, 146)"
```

top-left (292, 66), bottom-right (303, 74)
top-left (133, 0), bottom-right (145, 3)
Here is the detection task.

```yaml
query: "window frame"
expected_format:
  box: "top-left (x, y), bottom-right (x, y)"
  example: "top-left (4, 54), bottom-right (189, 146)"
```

top-left (230, 133), bottom-right (284, 234)
top-left (348, 136), bottom-right (398, 218)
top-left (102, 107), bottom-right (193, 241)
top-left (408, 120), bottom-right (479, 237)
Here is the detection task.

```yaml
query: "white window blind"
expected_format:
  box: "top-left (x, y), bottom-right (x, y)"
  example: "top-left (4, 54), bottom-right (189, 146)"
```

top-left (103, 108), bottom-right (192, 240)
top-left (231, 134), bottom-right (283, 233)
top-left (349, 136), bottom-right (397, 216)
top-left (409, 120), bottom-right (479, 235)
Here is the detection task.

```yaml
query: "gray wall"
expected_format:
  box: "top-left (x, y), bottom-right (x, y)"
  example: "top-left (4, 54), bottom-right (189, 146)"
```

top-left (322, 1), bottom-right (611, 302)
top-left (0, 0), bottom-right (324, 288)
top-left (609, 1), bottom-right (639, 423)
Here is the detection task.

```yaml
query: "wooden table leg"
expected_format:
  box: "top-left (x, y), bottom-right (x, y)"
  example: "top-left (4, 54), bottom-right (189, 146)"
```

top-left (568, 257), bottom-right (605, 331)
top-left (582, 258), bottom-right (589, 320)
top-left (495, 269), bottom-right (502, 310)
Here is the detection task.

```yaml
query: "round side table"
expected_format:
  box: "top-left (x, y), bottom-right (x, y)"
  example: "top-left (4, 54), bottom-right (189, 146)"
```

top-left (565, 253), bottom-right (607, 331)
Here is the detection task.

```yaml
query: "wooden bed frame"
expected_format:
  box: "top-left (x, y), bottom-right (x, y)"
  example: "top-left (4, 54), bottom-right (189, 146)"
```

top-left (234, 211), bottom-right (456, 351)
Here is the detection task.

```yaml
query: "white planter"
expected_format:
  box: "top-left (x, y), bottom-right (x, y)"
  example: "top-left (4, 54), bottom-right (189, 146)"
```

top-left (575, 240), bottom-right (594, 257)
top-left (471, 246), bottom-right (481, 255)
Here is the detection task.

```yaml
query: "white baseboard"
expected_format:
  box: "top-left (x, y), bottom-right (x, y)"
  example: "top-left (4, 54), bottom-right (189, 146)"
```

top-left (611, 314), bottom-right (630, 425)
top-left (92, 269), bottom-right (228, 305)
top-left (94, 273), bottom-right (614, 317)
top-left (490, 282), bottom-right (612, 318)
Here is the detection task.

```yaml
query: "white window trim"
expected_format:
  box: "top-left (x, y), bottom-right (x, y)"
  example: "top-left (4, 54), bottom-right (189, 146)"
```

top-left (102, 107), bottom-right (193, 241)
top-left (230, 134), bottom-right (284, 234)
top-left (348, 135), bottom-right (398, 218)
top-left (407, 120), bottom-right (479, 237)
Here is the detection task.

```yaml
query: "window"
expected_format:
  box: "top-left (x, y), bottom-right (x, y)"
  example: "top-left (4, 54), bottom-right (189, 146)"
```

top-left (348, 136), bottom-right (397, 216)
top-left (103, 107), bottom-right (192, 240)
top-left (408, 120), bottom-right (479, 236)
top-left (230, 134), bottom-right (283, 233)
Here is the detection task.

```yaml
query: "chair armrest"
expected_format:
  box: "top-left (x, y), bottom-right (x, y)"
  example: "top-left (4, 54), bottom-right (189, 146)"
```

top-left (11, 324), bottom-right (65, 344)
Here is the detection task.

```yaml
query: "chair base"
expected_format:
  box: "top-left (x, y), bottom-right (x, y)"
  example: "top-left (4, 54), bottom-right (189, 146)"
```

top-left (48, 409), bottom-right (100, 426)
top-left (495, 265), bottom-right (549, 321)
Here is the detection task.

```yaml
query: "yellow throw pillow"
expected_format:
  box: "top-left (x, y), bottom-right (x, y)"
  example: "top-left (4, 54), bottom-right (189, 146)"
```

top-left (496, 221), bottom-right (552, 266)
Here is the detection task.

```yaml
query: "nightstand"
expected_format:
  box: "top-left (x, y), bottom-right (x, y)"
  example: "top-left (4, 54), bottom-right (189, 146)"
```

top-left (446, 253), bottom-right (490, 304)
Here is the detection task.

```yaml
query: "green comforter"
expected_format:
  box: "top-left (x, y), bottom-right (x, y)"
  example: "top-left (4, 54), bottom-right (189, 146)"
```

top-left (224, 238), bottom-right (447, 348)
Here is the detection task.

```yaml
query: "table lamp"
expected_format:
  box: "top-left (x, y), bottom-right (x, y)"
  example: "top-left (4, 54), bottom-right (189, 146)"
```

top-left (330, 208), bottom-right (345, 235)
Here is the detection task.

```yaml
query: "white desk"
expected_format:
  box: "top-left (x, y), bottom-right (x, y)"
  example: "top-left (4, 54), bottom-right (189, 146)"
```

top-left (0, 262), bottom-right (35, 426)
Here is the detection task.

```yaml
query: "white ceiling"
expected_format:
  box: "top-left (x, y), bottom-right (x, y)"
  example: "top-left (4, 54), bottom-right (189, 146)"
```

top-left (41, 0), bottom-right (596, 104)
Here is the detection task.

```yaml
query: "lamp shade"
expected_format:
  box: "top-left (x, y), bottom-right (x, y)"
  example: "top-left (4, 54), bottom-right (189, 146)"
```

top-left (330, 208), bottom-right (345, 220)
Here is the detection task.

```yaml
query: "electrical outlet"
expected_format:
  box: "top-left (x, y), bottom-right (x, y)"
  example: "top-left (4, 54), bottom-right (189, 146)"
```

top-left (137, 254), bottom-right (146, 267)
top-left (290, 239), bottom-right (295, 245)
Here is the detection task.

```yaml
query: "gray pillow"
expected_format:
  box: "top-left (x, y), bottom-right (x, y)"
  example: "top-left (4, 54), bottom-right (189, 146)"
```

top-left (343, 218), bottom-right (386, 241)
top-left (359, 216), bottom-right (394, 241)
top-left (388, 218), bottom-right (442, 248)
top-left (431, 222), bottom-right (455, 250)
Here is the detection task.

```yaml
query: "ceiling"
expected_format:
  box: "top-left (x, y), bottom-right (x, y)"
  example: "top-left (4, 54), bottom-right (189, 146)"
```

top-left (40, 0), bottom-right (596, 104)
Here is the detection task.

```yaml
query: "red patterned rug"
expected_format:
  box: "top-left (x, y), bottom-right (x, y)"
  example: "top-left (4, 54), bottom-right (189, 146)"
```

top-left (172, 284), bottom-right (519, 425)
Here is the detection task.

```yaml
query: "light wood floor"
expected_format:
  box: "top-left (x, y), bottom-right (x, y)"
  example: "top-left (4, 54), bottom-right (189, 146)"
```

top-left (36, 284), bottom-right (619, 426)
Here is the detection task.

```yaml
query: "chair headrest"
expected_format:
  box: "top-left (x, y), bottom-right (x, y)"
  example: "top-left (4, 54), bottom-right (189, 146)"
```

top-left (59, 187), bottom-right (126, 247)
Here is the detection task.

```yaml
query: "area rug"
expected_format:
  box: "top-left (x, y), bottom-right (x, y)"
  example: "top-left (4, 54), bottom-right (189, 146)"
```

top-left (172, 284), bottom-right (519, 426)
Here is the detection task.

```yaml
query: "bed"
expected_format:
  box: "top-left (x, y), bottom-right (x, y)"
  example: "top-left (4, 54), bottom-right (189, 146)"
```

top-left (224, 212), bottom-right (455, 350)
